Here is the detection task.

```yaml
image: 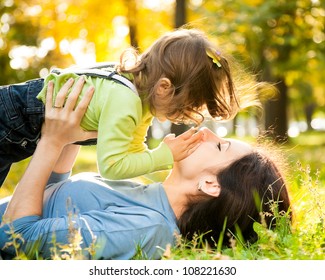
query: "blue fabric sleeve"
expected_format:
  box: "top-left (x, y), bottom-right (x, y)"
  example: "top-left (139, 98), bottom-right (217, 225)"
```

top-left (47, 171), bottom-right (71, 185)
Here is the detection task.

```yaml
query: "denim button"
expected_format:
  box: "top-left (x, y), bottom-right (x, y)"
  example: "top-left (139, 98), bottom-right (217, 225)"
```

top-left (21, 140), bottom-right (28, 148)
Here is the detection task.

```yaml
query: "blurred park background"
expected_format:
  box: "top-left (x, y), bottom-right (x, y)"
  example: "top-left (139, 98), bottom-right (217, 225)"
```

top-left (0, 0), bottom-right (324, 195)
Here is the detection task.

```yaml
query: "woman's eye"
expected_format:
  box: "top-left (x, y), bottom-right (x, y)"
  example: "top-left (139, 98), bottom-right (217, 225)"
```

top-left (216, 142), bottom-right (221, 151)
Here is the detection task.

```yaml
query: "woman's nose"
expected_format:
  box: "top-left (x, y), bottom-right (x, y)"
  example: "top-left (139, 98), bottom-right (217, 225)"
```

top-left (200, 127), bottom-right (228, 144)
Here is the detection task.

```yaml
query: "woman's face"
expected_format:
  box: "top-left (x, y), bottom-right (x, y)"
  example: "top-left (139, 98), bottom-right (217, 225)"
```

top-left (175, 128), bottom-right (252, 178)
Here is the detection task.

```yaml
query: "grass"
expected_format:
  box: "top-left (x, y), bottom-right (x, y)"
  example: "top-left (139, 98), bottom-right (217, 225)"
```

top-left (1, 131), bottom-right (324, 260)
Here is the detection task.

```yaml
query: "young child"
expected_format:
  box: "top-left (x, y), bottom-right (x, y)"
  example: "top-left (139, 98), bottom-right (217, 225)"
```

top-left (0, 28), bottom-right (259, 187)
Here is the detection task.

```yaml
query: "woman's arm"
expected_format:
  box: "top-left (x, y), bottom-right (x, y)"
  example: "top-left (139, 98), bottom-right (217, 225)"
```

top-left (46, 144), bottom-right (81, 185)
top-left (52, 144), bottom-right (81, 174)
top-left (1, 77), bottom-right (96, 224)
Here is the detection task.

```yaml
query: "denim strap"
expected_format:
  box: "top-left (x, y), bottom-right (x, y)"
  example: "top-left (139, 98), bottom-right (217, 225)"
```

top-left (51, 63), bottom-right (138, 95)
top-left (25, 78), bottom-right (45, 114)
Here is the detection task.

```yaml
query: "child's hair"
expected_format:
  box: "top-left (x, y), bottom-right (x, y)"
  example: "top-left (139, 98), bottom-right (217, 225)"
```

top-left (118, 28), bottom-right (262, 125)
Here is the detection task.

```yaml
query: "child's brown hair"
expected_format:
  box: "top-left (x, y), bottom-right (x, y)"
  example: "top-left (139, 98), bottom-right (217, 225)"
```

top-left (118, 28), bottom-right (262, 125)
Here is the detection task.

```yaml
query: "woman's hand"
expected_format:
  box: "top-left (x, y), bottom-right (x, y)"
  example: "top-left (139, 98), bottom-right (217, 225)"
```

top-left (41, 76), bottom-right (97, 148)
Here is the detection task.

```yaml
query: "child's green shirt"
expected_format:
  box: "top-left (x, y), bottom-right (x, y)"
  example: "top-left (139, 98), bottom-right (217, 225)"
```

top-left (37, 73), bottom-right (173, 180)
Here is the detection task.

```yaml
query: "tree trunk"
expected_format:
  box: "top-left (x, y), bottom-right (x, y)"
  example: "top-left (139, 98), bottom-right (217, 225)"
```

top-left (175, 0), bottom-right (187, 28)
top-left (124, 0), bottom-right (138, 48)
top-left (171, 0), bottom-right (189, 136)
top-left (305, 103), bottom-right (316, 131)
top-left (264, 78), bottom-right (288, 142)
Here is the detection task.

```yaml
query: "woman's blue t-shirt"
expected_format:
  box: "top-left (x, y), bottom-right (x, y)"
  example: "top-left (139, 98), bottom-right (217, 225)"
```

top-left (0, 172), bottom-right (179, 260)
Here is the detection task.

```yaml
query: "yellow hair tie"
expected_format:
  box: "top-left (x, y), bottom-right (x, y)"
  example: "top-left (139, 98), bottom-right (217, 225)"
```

top-left (206, 49), bottom-right (222, 68)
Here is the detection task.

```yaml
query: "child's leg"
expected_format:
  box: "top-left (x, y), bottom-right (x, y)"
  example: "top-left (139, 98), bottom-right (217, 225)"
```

top-left (0, 79), bottom-right (45, 187)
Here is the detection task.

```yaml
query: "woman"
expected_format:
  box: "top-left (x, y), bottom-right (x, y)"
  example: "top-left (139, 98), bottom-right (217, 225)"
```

top-left (0, 79), bottom-right (291, 260)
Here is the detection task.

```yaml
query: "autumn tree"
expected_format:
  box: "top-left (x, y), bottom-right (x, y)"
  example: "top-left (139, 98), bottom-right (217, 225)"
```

top-left (0, 0), bottom-right (43, 83)
top-left (193, 0), bottom-right (324, 141)
top-left (170, 0), bottom-right (190, 136)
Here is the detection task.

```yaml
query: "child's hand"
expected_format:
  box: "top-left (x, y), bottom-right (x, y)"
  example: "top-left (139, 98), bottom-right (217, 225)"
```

top-left (163, 127), bottom-right (203, 162)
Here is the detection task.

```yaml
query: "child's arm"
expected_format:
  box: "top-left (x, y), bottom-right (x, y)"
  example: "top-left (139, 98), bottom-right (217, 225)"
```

top-left (95, 89), bottom-right (174, 180)
top-left (94, 85), bottom-right (201, 180)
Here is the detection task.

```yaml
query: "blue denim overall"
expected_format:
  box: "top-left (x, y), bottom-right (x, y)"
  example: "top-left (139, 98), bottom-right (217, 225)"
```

top-left (0, 78), bottom-right (45, 186)
top-left (0, 63), bottom-right (138, 187)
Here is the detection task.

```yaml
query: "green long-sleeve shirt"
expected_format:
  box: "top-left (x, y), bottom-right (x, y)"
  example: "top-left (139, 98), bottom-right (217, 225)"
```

top-left (37, 72), bottom-right (174, 180)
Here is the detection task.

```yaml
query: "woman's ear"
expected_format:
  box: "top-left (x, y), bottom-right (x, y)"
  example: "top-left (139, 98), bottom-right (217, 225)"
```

top-left (198, 179), bottom-right (221, 197)
top-left (157, 78), bottom-right (172, 97)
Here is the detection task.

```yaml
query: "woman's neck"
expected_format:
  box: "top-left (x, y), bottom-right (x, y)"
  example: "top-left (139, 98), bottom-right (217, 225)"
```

top-left (162, 173), bottom-right (193, 219)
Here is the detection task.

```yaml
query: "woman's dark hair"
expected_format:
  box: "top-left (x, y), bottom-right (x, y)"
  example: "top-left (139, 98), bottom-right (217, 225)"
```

top-left (177, 150), bottom-right (291, 247)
